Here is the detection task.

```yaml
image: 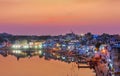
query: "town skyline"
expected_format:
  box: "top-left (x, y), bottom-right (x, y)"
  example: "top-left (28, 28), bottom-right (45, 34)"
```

top-left (0, 31), bottom-right (120, 36)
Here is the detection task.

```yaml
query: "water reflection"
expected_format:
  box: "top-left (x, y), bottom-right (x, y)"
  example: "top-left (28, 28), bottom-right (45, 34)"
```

top-left (0, 50), bottom-right (44, 60)
top-left (0, 50), bottom-right (7, 57)
top-left (0, 52), bottom-right (95, 76)
top-left (0, 50), bottom-right (78, 63)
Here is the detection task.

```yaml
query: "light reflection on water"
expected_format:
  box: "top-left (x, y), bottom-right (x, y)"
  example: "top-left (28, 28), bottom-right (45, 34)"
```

top-left (0, 50), bottom-right (95, 76)
top-left (0, 50), bottom-right (44, 60)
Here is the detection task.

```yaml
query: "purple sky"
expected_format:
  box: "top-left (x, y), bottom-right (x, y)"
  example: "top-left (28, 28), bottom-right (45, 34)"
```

top-left (0, 0), bottom-right (120, 35)
top-left (0, 23), bottom-right (120, 35)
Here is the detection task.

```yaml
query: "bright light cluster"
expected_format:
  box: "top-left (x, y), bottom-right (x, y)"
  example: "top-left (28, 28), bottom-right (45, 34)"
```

top-left (11, 42), bottom-right (43, 49)
top-left (23, 45), bottom-right (29, 49)
top-left (12, 50), bottom-right (22, 54)
top-left (38, 50), bottom-right (42, 55)
top-left (12, 45), bottom-right (21, 49)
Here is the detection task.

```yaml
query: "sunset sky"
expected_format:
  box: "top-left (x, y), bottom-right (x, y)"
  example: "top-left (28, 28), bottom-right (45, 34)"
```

top-left (0, 0), bottom-right (120, 35)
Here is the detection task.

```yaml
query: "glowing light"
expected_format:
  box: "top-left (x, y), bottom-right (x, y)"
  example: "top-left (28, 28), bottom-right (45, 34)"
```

top-left (62, 44), bottom-right (66, 47)
top-left (94, 51), bottom-right (97, 53)
top-left (67, 45), bottom-right (74, 50)
top-left (108, 59), bottom-right (112, 62)
top-left (12, 50), bottom-right (22, 54)
top-left (16, 45), bottom-right (21, 48)
top-left (53, 48), bottom-right (60, 51)
top-left (101, 49), bottom-right (107, 55)
top-left (29, 42), bottom-right (33, 45)
top-left (34, 45), bottom-right (38, 49)
top-left (62, 56), bottom-right (66, 60)
top-left (12, 45), bottom-right (16, 48)
top-left (56, 43), bottom-right (60, 47)
top-left (39, 44), bottom-right (42, 49)
top-left (56, 55), bottom-right (60, 58)
top-left (80, 33), bottom-right (84, 36)
top-left (23, 45), bottom-right (29, 49)
top-left (38, 50), bottom-right (43, 55)
top-left (12, 44), bottom-right (21, 49)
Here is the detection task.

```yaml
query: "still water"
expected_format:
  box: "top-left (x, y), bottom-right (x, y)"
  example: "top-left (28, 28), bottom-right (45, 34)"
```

top-left (0, 50), bottom-right (95, 76)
